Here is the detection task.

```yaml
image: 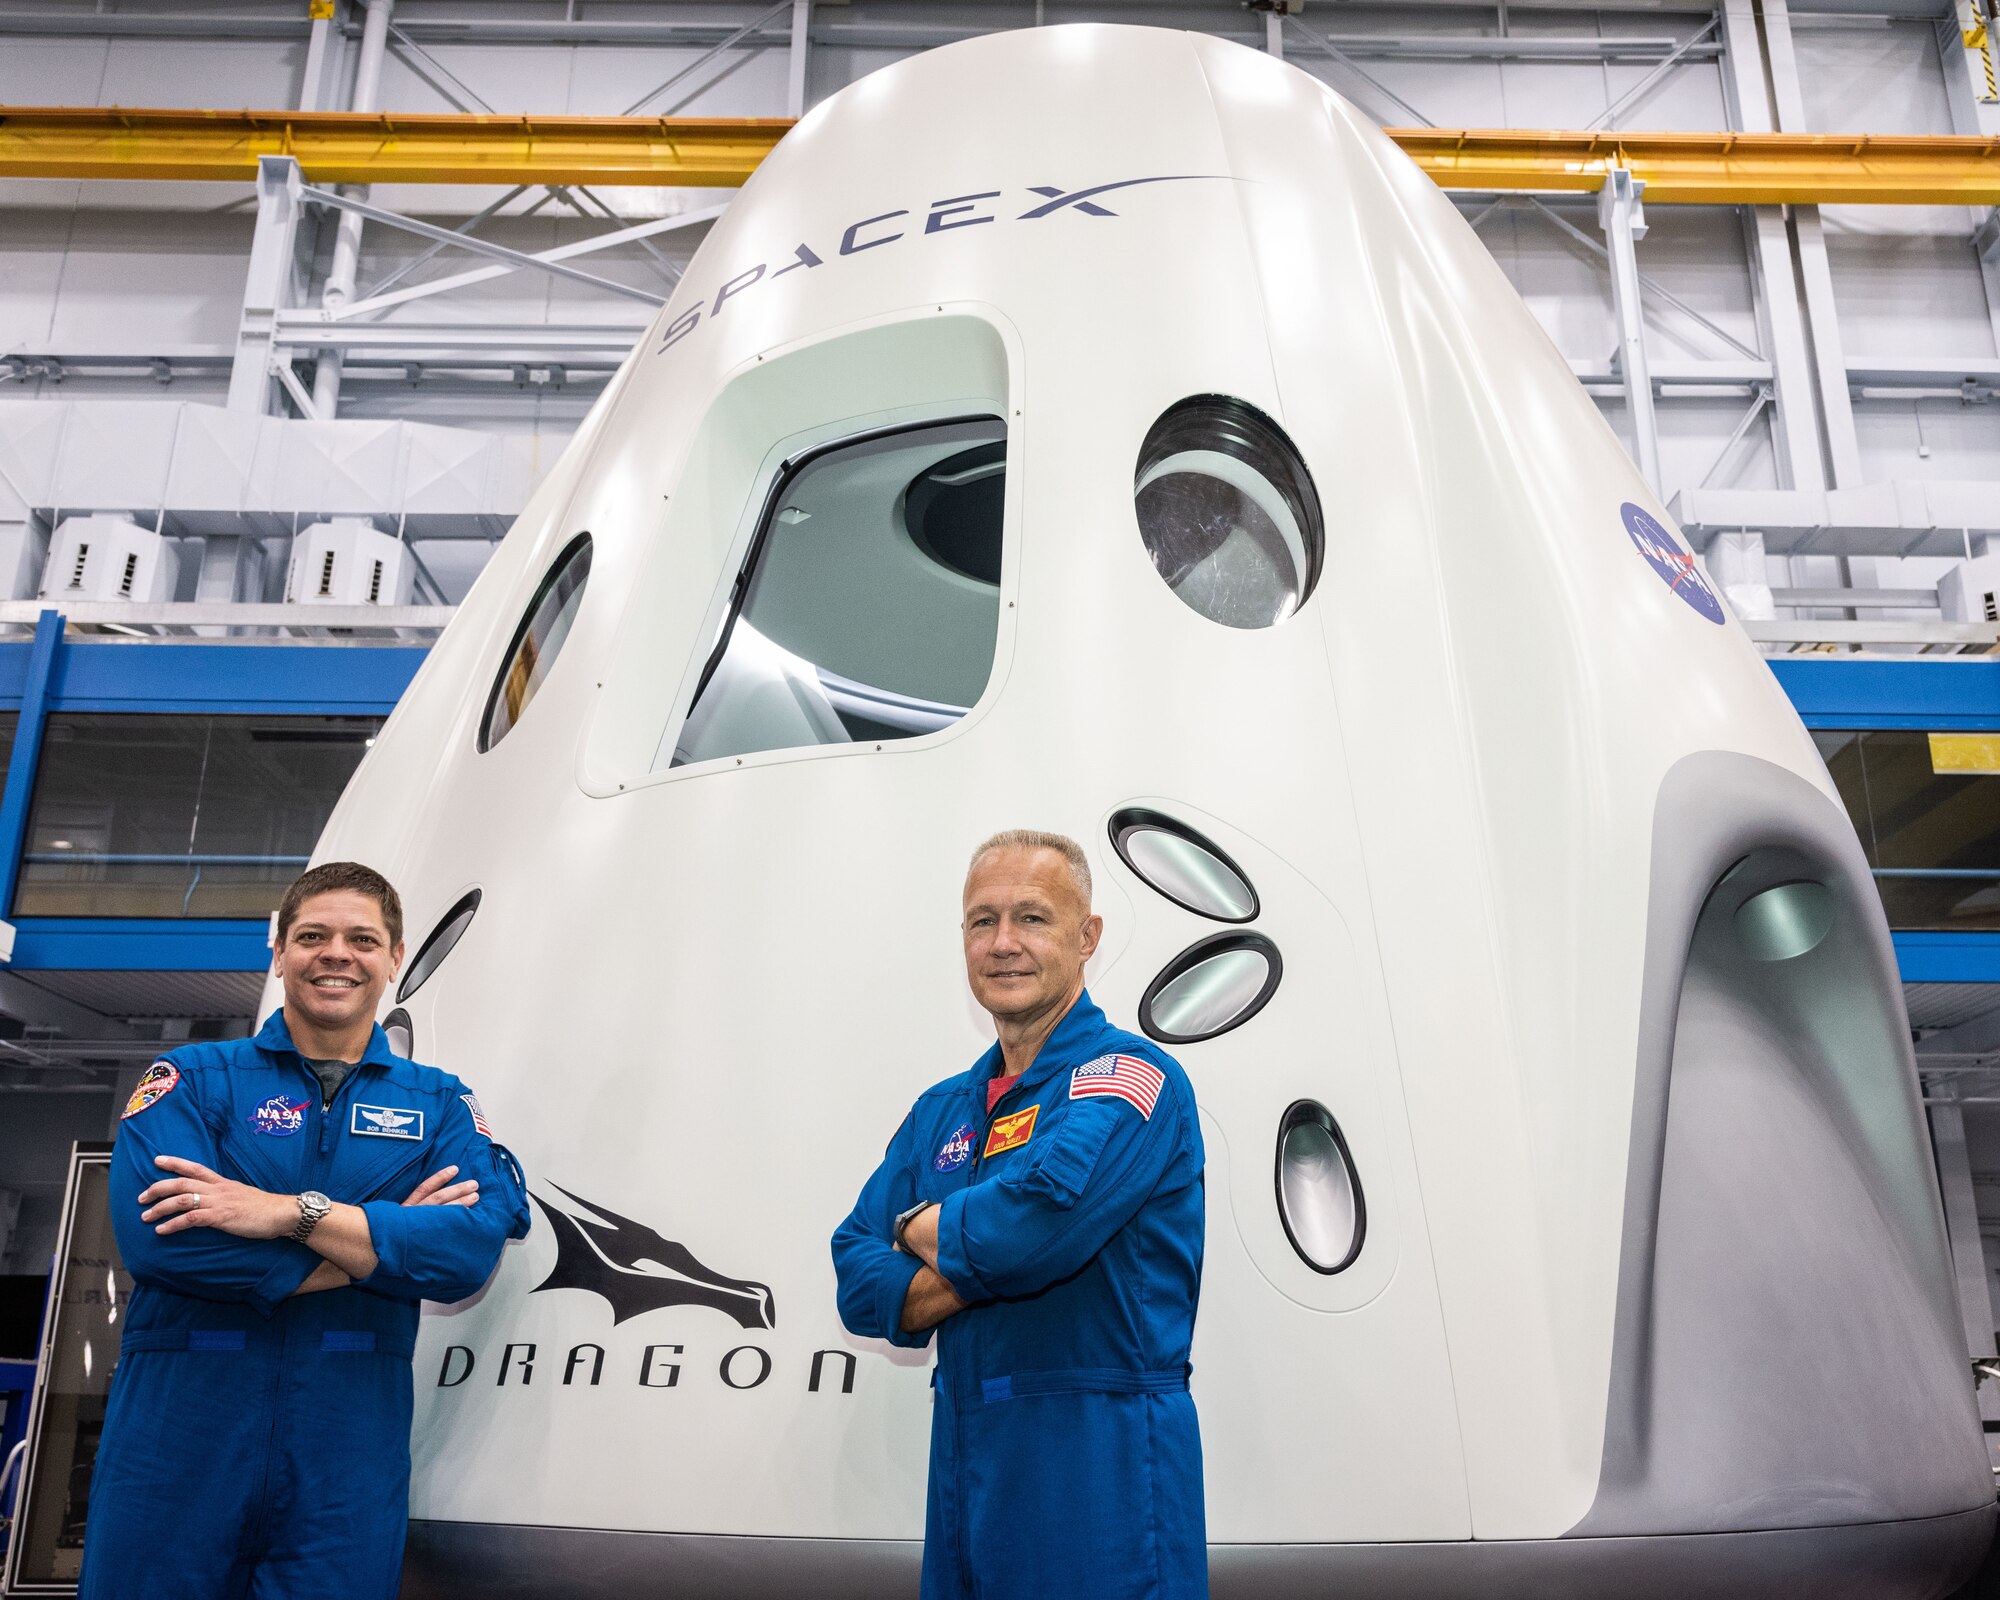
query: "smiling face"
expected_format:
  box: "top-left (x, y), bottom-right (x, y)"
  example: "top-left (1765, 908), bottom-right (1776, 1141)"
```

top-left (962, 845), bottom-right (1103, 1029)
top-left (274, 889), bottom-right (404, 1044)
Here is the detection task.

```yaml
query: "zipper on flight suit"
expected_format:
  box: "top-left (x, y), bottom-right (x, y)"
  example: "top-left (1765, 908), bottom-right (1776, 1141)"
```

top-left (970, 1075), bottom-right (1018, 1181)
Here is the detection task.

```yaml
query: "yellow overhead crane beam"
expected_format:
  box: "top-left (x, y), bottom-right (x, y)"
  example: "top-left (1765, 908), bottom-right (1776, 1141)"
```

top-left (6, 107), bottom-right (2000, 204)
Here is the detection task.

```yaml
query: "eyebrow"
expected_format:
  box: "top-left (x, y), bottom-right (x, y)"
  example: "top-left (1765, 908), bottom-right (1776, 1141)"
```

top-left (964, 895), bottom-right (1060, 918)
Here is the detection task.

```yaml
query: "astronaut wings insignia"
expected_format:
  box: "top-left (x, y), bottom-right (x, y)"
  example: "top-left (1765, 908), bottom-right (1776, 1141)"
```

top-left (529, 1185), bottom-right (777, 1330)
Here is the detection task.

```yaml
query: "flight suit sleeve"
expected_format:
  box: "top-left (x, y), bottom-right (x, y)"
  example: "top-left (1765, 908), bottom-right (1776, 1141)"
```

top-left (110, 1059), bottom-right (321, 1318)
top-left (934, 1068), bottom-right (1194, 1303)
top-left (356, 1089), bottom-right (531, 1304)
top-left (831, 1110), bottom-right (931, 1349)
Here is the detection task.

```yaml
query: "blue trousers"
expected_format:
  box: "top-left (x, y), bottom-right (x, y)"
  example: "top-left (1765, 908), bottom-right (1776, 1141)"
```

top-left (922, 1386), bottom-right (1208, 1600)
top-left (80, 1327), bottom-right (412, 1600)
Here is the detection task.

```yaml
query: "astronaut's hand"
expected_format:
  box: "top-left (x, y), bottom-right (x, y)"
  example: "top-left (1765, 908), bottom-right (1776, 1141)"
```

top-left (403, 1164), bottom-right (480, 1208)
top-left (139, 1155), bottom-right (294, 1238)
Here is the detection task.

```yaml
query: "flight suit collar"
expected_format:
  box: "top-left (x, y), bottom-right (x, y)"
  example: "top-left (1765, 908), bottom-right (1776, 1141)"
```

top-left (974, 990), bottom-right (1109, 1099)
top-left (253, 1008), bottom-right (401, 1073)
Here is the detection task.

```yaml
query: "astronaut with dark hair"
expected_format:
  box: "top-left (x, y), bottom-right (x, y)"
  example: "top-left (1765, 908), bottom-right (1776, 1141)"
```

top-left (834, 830), bottom-right (1208, 1600)
top-left (80, 861), bottom-right (531, 1600)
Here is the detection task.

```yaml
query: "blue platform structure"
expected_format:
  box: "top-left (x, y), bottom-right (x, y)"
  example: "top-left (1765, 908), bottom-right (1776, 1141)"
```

top-left (0, 613), bottom-right (424, 977)
top-left (0, 615), bottom-right (1988, 986)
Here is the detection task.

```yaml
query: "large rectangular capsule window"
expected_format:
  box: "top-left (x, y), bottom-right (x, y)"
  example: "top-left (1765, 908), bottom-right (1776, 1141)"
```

top-left (669, 417), bottom-right (1005, 769)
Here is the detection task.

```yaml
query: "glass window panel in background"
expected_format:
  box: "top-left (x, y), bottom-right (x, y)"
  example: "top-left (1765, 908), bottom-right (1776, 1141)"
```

top-left (14, 714), bottom-right (382, 919)
top-left (1810, 728), bottom-right (2000, 931)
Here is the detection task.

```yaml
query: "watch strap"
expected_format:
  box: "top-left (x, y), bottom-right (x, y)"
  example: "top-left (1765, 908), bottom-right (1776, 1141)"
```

top-left (290, 1193), bottom-right (330, 1244)
top-left (893, 1199), bottom-right (936, 1252)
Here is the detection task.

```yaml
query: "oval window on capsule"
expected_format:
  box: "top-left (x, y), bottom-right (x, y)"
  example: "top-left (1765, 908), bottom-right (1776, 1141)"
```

top-left (397, 889), bottom-right (481, 1004)
top-left (480, 533), bottom-right (593, 752)
top-left (1109, 808), bottom-right (1258, 923)
top-left (1140, 931), bottom-right (1282, 1044)
top-left (1275, 1100), bottom-right (1365, 1274)
top-left (1133, 397), bottom-right (1323, 630)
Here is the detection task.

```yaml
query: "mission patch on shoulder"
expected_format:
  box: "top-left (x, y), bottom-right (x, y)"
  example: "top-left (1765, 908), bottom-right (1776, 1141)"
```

top-left (123, 1061), bottom-right (180, 1119)
top-left (984, 1104), bottom-right (1039, 1159)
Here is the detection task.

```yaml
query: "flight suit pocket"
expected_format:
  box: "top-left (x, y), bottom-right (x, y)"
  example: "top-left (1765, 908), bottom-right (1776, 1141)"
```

top-left (1016, 1105), bottom-right (1117, 1209)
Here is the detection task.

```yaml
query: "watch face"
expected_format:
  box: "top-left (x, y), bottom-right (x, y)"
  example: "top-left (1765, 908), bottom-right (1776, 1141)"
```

top-left (302, 1191), bottom-right (331, 1211)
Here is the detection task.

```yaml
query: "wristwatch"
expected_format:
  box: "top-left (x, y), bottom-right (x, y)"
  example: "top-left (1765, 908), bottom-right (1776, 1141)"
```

top-left (291, 1190), bottom-right (333, 1244)
top-left (893, 1199), bottom-right (935, 1253)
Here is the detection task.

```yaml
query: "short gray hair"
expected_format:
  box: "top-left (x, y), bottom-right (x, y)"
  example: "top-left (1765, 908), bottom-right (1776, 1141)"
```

top-left (968, 829), bottom-right (1092, 906)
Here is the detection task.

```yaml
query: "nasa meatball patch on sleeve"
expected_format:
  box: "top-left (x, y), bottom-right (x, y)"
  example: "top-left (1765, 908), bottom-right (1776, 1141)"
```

top-left (122, 1060), bottom-right (179, 1119)
top-left (351, 1103), bottom-right (424, 1140)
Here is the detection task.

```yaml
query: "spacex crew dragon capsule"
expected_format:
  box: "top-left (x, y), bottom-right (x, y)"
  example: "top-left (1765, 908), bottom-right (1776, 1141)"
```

top-left (300, 23), bottom-right (1995, 1599)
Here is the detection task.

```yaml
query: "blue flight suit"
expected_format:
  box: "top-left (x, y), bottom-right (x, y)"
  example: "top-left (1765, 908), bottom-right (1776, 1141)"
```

top-left (80, 1010), bottom-right (531, 1600)
top-left (833, 992), bottom-right (1207, 1600)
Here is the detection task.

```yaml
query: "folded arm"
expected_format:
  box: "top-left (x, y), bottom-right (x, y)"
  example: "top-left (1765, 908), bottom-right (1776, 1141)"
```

top-left (832, 1111), bottom-right (965, 1347)
top-left (933, 1079), bottom-right (1189, 1303)
top-left (354, 1096), bottom-right (531, 1303)
top-left (111, 1062), bottom-right (319, 1318)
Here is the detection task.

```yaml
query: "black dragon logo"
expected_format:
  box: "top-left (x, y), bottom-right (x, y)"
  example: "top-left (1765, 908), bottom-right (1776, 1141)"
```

top-left (529, 1185), bottom-right (776, 1330)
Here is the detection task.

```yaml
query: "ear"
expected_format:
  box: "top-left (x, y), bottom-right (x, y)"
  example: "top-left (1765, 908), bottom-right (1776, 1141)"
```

top-left (1079, 913), bottom-right (1104, 962)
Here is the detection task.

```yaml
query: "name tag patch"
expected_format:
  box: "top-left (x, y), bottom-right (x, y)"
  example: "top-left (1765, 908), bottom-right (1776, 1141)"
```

top-left (984, 1104), bottom-right (1039, 1159)
top-left (351, 1103), bottom-right (424, 1140)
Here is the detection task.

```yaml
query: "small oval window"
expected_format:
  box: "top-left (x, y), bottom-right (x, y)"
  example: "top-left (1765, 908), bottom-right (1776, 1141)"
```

top-left (382, 1006), bottom-right (415, 1059)
top-left (1110, 808), bottom-right (1258, 923)
top-left (1133, 396), bottom-right (1323, 630)
top-left (1735, 880), bottom-right (1834, 962)
top-left (480, 533), bottom-right (592, 751)
top-left (1140, 932), bottom-right (1282, 1044)
top-left (397, 889), bottom-right (480, 1003)
top-left (1276, 1100), bottom-right (1365, 1274)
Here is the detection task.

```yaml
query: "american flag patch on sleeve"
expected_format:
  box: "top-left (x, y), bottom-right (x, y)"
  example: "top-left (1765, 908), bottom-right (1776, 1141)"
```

top-left (461, 1093), bottom-right (492, 1138)
top-left (1070, 1054), bottom-right (1166, 1118)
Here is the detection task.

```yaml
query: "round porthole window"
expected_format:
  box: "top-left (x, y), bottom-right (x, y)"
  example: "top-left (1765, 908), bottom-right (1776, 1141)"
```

top-left (382, 1007), bottom-right (415, 1059)
top-left (1133, 396), bottom-right (1323, 630)
top-left (480, 533), bottom-right (592, 752)
top-left (1109, 808), bottom-right (1258, 923)
top-left (1140, 932), bottom-right (1282, 1044)
top-left (1275, 1100), bottom-right (1365, 1274)
top-left (397, 889), bottom-right (480, 1004)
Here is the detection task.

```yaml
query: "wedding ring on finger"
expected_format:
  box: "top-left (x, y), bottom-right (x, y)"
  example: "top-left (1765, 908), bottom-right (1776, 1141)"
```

top-left (186, 1193), bottom-right (202, 1209)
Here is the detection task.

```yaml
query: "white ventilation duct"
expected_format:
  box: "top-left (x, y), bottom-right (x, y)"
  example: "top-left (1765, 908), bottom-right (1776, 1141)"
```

top-left (283, 519), bottom-right (415, 607)
top-left (39, 514), bottom-right (180, 604)
top-left (1938, 553), bottom-right (2000, 624)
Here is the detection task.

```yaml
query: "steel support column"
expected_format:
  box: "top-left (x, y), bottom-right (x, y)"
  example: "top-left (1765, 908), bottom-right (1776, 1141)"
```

top-left (1717, 0), bottom-right (1826, 491)
top-left (226, 155), bottom-right (306, 416)
top-left (298, 0), bottom-right (337, 113)
top-left (1931, 1103), bottom-right (1998, 1359)
top-left (1599, 168), bottom-right (1662, 493)
top-left (312, 0), bottom-right (394, 417)
top-left (1756, 0), bottom-right (1864, 489)
top-left (786, 0), bottom-right (813, 118)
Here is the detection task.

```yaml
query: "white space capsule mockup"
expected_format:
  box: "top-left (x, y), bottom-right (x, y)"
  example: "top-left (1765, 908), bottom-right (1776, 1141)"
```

top-left (299, 24), bottom-right (1994, 1599)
